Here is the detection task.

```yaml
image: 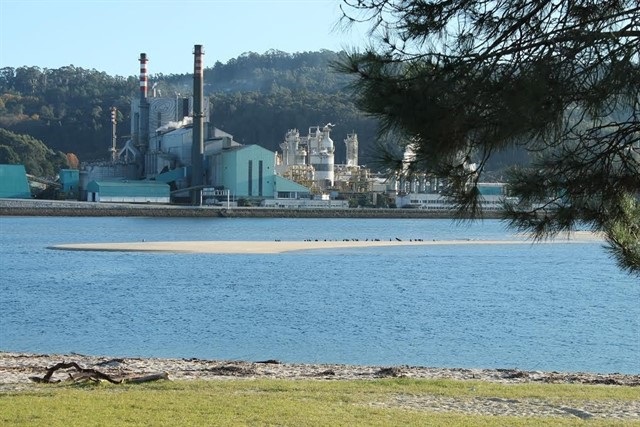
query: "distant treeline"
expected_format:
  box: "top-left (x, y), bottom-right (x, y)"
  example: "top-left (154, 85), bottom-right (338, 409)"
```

top-left (0, 49), bottom-right (528, 176)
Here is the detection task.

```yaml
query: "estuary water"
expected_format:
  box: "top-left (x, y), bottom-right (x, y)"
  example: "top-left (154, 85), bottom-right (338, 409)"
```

top-left (0, 216), bottom-right (638, 374)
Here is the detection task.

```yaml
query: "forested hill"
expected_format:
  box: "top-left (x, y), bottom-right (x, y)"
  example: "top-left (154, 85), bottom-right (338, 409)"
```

top-left (0, 50), bottom-right (384, 171)
top-left (1, 49), bottom-right (529, 176)
top-left (207, 50), bottom-right (380, 163)
top-left (0, 65), bottom-right (137, 167)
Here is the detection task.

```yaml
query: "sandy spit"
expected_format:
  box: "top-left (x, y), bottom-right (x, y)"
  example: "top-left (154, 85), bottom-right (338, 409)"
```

top-left (48, 235), bottom-right (602, 254)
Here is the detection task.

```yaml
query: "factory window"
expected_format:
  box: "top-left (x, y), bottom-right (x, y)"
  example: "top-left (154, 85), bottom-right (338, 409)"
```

top-left (258, 160), bottom-right (263, 196)
top-left (248, 160), bottom-right (253, 196)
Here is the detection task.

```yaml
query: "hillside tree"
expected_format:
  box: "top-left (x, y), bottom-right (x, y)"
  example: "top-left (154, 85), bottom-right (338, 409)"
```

top-left (338, 0), bottom-right (640, 274)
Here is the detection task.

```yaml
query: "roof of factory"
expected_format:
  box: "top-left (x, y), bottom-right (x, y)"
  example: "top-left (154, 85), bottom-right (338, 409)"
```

top-left (273, 175), bottom-right (310, 193)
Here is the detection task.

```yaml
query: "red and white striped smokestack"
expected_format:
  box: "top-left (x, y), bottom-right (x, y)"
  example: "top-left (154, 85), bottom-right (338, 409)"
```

top-left (194, 45), bottom-right (203, 80)
top-left (139, 53), bottom-right (148, 100)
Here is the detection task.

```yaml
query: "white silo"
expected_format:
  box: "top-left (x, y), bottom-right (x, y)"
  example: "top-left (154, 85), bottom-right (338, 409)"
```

top-left (309, 124), bottom-right (335, 187)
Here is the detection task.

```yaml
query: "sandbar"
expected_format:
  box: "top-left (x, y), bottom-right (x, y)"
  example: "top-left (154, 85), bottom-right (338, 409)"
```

top-left (48, 234), bottom-right (602, 254)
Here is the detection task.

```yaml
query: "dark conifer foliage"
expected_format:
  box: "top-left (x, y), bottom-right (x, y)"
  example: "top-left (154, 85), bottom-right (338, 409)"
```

top-left (338, 0), bottom-right (640, 274)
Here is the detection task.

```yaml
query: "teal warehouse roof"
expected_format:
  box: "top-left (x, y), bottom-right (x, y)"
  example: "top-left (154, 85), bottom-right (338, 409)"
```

top-left (274, 175), bottom-right (310, 193)
top-left (86, 180), bottom-right (170, 197)
top-left (0, 164), bottom-right (31, 199)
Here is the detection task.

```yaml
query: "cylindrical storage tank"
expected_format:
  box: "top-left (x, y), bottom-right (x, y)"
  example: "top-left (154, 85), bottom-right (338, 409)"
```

top-left (310, 125), bottom-right (335, 187)
top-left (310, 154), bottom-right (334, 187)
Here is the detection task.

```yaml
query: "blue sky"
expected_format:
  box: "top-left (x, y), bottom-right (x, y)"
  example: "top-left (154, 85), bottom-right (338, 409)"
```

top-left (0, 0), bottom-right (369, 77)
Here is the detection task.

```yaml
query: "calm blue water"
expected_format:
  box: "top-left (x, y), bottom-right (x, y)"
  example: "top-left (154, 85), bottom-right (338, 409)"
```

top-left (0, 216), bottom-right (638, 374)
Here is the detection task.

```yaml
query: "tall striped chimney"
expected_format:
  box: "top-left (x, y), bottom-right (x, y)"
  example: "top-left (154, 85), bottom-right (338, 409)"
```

top-left (139, 53), bottom-right (148, 99)
top-left (138, 53), bottom-right (149, 153)
top-left (191, 44), bottom-right (205, 205)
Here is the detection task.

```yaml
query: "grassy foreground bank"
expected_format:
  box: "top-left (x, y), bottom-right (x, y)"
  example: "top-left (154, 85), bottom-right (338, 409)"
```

top-left (1, 378), bottom-right (638, 426)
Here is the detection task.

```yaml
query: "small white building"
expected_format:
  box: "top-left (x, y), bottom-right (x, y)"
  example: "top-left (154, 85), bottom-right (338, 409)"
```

top-left (396, 183), bottom-right (509, 211)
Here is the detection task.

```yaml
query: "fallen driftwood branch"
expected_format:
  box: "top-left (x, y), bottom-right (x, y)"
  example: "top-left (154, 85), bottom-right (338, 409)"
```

top-left (123, 372), bottom-right (169, 383)
top-left (28, 361), bottom-right (168, 384)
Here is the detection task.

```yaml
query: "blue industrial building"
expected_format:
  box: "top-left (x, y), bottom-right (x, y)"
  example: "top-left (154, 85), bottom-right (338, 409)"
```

top-left (86, 180), bottom-right (170, 203)
top-left (0, 164), bottom-right (31, 199)
top-left (213, 145), bottom-right (276, 198)
top-left (59, 169), bottom-right (79, 199)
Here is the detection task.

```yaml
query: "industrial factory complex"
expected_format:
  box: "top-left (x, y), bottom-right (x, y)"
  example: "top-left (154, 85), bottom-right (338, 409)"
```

top-left (0, 45), bottom-right (508, 213)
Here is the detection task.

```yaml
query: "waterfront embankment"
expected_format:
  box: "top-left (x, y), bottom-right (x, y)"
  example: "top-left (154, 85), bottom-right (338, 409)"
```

top-left (0, 198), bottom-right (502, 219)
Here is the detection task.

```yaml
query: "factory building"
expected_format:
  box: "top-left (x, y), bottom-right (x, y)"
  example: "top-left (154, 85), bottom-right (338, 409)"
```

top-left (393, 144), bottom-right (510, 210)
top-left (77, 45), bottom-right (310, 205)
top-left (277, 125), bottom-right (337, 189)
top-left (58, 169), bottom-right (79, 199)
top-left (275, 125), bottom-right (387, 207)
top-left (0, 164), bottom-right (31, 199)
top-left (79, 163), bottom-right (140, 200)
top-left (71, 43), bottom-right (391, 209)
top-left (208, 144), bottom-right (273, 198)
top-left (277, 125), bottom-right (363, 194)
top-left (86, 180), bottom-right (170, 203)
top-left (395, 183), bottom-right (508, 211)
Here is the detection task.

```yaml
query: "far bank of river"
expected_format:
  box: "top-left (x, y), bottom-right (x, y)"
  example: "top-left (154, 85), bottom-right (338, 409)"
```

top-left (0, 199), bottom-right (502, 219)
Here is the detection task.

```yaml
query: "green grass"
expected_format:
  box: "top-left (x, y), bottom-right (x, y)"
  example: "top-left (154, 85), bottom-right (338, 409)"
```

top-left (1, 378), bottom-right (638, 426)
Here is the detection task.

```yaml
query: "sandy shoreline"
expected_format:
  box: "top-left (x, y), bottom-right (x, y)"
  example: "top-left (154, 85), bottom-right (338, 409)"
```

top-left (3, 352), bottom-right (638, 419)
top-left (48, 233), bottom-right (603, 254)
top-left (1, 352), bottom-right (637, 387)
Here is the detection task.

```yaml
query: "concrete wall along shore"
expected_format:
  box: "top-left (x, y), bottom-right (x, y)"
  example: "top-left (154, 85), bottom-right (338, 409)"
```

top-left (0, 199), bottom-right (502, 219)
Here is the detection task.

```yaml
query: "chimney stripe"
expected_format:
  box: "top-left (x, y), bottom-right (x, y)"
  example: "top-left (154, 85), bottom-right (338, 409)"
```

top-left (139, 53), bottom-right (148, 98)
